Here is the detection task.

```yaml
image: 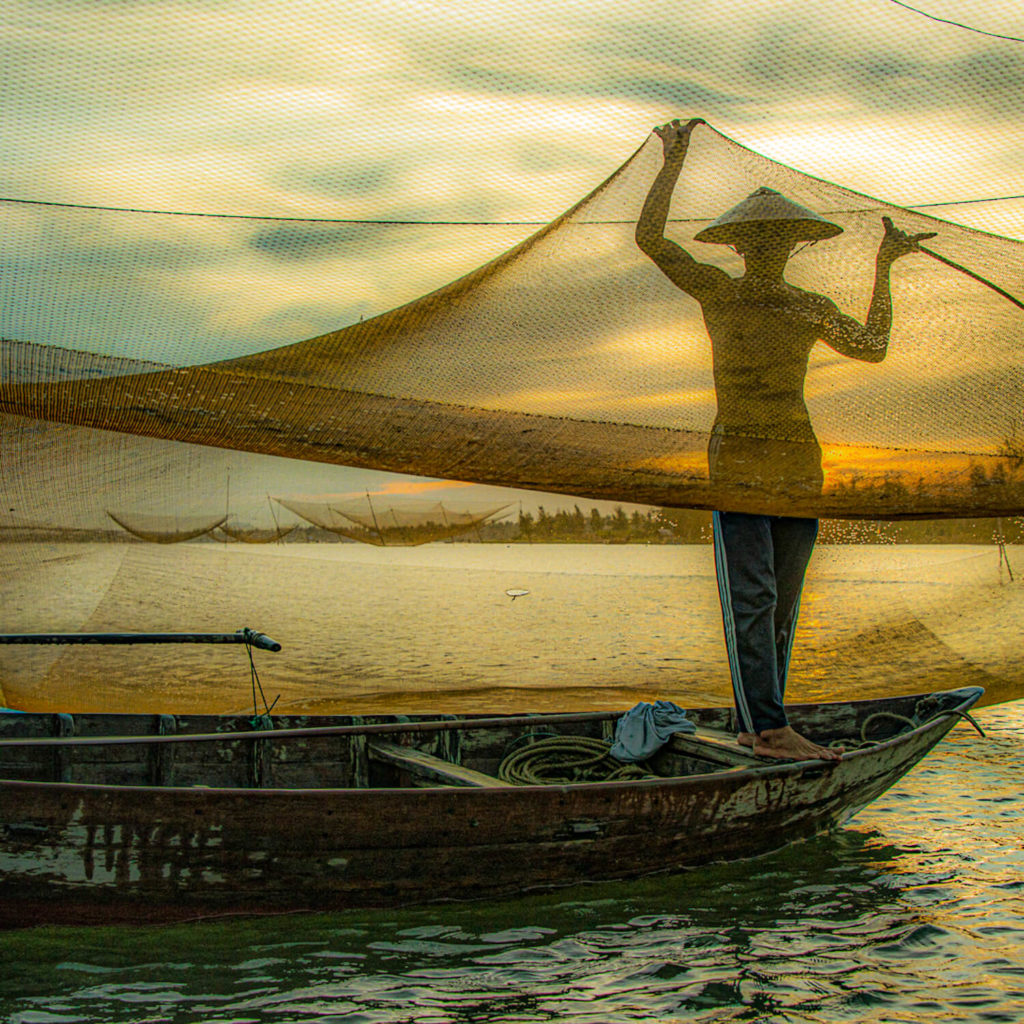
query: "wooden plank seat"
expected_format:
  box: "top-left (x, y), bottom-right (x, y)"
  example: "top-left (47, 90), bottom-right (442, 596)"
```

top-left (367, 741), bottom-right (513, 788)
top-left (665, 728), bottom-right (769, 768)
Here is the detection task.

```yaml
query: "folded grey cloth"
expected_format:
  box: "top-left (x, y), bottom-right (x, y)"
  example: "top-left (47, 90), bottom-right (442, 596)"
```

top-left (609, 700), bottom-right (696, 762)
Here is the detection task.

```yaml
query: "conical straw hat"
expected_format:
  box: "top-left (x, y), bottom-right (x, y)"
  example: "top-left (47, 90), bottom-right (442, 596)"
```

top-left (694, 186), bottom-right (843, 244)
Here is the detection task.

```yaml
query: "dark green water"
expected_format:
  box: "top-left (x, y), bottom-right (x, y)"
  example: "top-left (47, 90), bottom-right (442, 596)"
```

top-left (1, 702), bottom-right (1021, 1024)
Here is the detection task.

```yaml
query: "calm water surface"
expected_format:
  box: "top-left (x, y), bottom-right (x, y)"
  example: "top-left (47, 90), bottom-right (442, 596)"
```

top-left (0, 701), bottom-right (1021, 1024)
top-left (4, 542), bottom-right (1024, 711)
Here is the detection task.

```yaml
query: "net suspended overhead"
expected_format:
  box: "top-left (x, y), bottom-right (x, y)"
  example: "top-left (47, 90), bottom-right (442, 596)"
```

top-left (2, 122), bottom-right (1023, 520)
top-left (2, 120), bottom-right (1024, 520)
top-left (3, 121), bottom-right (1024, 716)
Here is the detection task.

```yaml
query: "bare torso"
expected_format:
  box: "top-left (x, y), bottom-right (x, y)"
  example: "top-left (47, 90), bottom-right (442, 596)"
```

top-left (702, 278), bottom-right (823, 443)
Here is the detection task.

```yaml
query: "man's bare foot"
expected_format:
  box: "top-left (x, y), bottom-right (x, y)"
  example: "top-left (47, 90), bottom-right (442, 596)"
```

top-left (753, 725), bottom-right (843, 762)
top-left (737, 731), bottom-right (755, 748)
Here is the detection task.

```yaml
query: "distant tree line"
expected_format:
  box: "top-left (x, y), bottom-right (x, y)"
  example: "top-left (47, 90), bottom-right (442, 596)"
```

top-left (829, 455), bottom-right (1024, 518)
top-left (478, 506), bottom-right (703, 544)
top-left (476, 507), bottom-right (1024, 545)
top-left (6, 509), bottom-right (1023, 546)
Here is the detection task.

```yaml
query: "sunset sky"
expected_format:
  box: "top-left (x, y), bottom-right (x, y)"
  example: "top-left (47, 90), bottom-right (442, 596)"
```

top-left (3, 0), bottom-right (1023, 510)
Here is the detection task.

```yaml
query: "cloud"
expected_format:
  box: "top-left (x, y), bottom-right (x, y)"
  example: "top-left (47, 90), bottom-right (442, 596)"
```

top-left (372, 479), bottom-right (475, 497)
top-left (5, 0), bottom-right (1023, 224)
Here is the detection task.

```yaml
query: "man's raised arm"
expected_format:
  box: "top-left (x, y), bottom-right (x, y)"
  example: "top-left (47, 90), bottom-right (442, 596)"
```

top-left (635, 118), bottom-right (724, 299)
top-left (817, 216), bottom-right (937, 363)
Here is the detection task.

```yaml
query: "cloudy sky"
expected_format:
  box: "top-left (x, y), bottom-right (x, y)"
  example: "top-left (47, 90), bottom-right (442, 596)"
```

top-left (3, 0), bottom-right (1023, 510)
top-left (5, 0), bottom-right (1022, 229)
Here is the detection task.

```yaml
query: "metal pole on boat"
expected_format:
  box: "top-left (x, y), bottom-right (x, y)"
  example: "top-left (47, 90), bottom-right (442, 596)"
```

top-left (0, 627), bottom-right (281, 651)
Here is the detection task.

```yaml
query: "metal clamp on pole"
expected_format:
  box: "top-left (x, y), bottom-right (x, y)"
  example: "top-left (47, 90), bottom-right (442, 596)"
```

top-left (238, 628), bottom-right (282, 652)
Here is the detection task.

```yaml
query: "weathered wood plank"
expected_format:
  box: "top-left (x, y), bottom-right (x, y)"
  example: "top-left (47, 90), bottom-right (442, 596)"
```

top-left (367, 741), bottom-right (513, 788)
top-left (0, 710), bottom-right (620, 749)
top-left (53, 713), bottom-right (74, 782)
top-left (667, 728), bottom-right (768, 767)
top-left (149, 715), bottom-right (177, 787)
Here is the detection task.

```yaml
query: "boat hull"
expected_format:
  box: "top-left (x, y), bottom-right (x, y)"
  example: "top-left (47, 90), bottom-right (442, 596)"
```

top-left (0, 688), bottom-right (982, 927)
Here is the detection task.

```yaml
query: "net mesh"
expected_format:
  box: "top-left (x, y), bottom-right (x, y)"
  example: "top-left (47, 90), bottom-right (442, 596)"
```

top-left (2, 122), bottom-right (1023, 713)
top-left (3, 124), bottom-right (1023, 518)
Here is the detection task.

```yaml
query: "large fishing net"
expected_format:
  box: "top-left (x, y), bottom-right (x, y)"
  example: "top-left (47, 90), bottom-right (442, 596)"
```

top-left (2, 123), bottom-right (1023, 712)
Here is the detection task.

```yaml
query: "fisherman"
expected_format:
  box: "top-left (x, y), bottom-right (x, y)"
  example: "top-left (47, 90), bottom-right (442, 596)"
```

top-left (636, 118), bottom-right (934, 762)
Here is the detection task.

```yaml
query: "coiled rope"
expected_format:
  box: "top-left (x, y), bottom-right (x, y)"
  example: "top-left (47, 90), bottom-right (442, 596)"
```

top-left (501, 704), bottom-right (983, 774)
top-left (498, 735), bottom-right (651, 785)
top-left (498, 701), bottom-right (985, 779)
top-left (834, 702), bottom-right (986, 751)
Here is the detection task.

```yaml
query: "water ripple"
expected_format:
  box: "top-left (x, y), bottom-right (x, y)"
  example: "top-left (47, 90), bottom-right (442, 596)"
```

top-left (1, 703), bottom-right (1022, 1023)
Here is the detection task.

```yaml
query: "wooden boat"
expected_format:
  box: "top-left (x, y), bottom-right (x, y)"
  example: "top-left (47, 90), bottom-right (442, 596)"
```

top-left (0, 685), bottom-right (983, 929)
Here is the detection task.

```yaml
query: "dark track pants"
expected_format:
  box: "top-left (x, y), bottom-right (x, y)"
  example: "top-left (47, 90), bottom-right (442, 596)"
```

top-left (712, 511), bottom-right (818, 733)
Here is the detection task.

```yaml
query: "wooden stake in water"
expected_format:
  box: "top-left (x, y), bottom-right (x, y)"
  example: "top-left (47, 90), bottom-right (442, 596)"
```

top-left (995, 518), bottom-right (1015, 583)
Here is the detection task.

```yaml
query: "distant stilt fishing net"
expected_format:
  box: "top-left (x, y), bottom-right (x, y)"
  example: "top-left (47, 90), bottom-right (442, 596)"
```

top-left (2, 122), bottom-right (1024, 714)
top-left (217, 521), bottom-right (296, 544)
top-left (214, 497), bottom-right (297, 544)
top-left (106, 511), bottom-right (227, 544)
top-left (278, 497), bottom-right (512, 546)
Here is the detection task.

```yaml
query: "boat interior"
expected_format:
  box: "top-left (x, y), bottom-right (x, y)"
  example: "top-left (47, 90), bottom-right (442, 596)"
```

top-left (0, 689), bottom-right (975, 790)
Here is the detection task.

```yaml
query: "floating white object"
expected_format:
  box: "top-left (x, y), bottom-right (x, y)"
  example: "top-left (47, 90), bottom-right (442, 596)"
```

top-left (505, 589), bottom-right (530, 600)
